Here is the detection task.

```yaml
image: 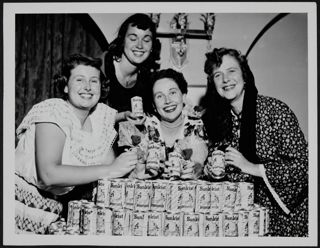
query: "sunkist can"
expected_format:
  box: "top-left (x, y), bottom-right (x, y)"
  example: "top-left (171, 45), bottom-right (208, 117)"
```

top-left (208, 150), bottom-right (226, 179)
top-left (109, 179), bottom-right (125, 210)
top-left (134, 180), bottom-right (152, 212)
top-left (168, 151), bottom-right (182, 179)
top-left (131, 96), bottom-right (144, 117)
top-left (147, 211), bottom-right (163, 236)
top-left (195, 181), bottom-right (211, 214)
top-left (238, 210), bottom-right (249, 237)
top-left (96, 206), bottom-right (112, 235)
top-left (177, 181), bottom-right (196, 213)
top-left (130, 211), bottom-right (148, 236)
top-left (166, 180), bottom-right (181, 213)
top-left (200, 212), bottom-right (223, 237)
top-left (248, 207), bottom-right (260, 236)
top-left (235, 182), bottom-right (254, 211)
top-left (112, 209), bottom-right (130, 236)
top-left (183, 213), bottom-right (200, 236)
top-left (163, 212), bottom-right (183, 236)
top-left (81, 202), bottom-right (97, 235)
top-left (210, 182), bottom-right (224, 213)
top-left (96, 178), bottom-right (111, 208)
top-left (124, 179), bottom-right (135, 210)
top-left (222, 212), bottom-right (239, 237)
top-left (150, 180), bottom-right (168, 212)
top-left (222, 182), bottom-right (238, 212)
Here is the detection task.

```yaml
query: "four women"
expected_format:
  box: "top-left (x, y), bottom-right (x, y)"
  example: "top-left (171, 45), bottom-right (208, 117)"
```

top-left (15, 13), bottom-right (309, 237)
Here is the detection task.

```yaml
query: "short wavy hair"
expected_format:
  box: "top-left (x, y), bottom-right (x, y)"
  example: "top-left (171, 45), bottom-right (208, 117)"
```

top-left (108, 13), bottom-right (160, 70)
top-left (146, 68), bottom-right (188, 116)
top-left (54, 54), bottom-right (107, 102)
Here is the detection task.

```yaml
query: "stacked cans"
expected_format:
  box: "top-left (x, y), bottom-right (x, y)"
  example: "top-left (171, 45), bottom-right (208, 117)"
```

top-left (55, 179), bottom-right (269, 236)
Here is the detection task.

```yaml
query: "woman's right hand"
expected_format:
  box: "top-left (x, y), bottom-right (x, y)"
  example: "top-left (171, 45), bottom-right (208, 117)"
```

top-left (107, 151), bottom-right (137, 178)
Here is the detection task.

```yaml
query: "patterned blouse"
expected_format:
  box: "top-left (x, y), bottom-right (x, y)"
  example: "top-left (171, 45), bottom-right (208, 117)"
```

top-left (118, 113), bottom-right (208, 166)
top-left (208, 95), bottom-right (308, 237)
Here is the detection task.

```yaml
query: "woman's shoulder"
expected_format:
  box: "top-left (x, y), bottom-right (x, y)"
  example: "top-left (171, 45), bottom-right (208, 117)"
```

top-left (257, 94), bottom-right (295, 116)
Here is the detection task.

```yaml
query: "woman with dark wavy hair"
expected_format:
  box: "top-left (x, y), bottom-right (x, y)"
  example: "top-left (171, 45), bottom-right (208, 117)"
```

top-left (102, 13), bottom-right (161, 123)
top-left (15, 54), bottom-right (137, 234)
top-left (202, 47), bottom-right (308, 236)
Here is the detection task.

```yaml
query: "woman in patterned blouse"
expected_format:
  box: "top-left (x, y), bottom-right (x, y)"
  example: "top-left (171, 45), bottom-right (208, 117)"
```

top-left (15, 54), bottom-right (137, 233)
top-left (118, 68), bottom-right (208, 180)
top-left (202, 47), bottom-right (308, 237)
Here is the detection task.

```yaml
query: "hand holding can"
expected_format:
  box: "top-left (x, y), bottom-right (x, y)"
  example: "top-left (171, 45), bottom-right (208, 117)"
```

top-left (206, 150), bottom-right (226, 179)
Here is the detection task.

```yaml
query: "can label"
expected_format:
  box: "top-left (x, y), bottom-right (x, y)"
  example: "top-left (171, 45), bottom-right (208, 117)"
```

top-left (208, 150), bottom-right (225, 179)
top-left (96, 179), bottom-right (111, 207)
top-left (163, 212), bottom-right (183, 236)
top-left (109, 180), bottom-right (125, 209)
top-left (195, 182), bottom-right (211, 213)
top-left (183, 213), bottom-right (200, 236)
top-left (112, 210), bottom-right (128, 236)
top-left (131, 96), bottom-right (144, 117)
top-left (235, 182), bottom-right (254, 211)
top-left (259, 207), bottom-right (267, 236)
top-left (124, 180), bottom-right (135, 210)
top-left (178, 182), bottom-right (196, 213)
top-left (67, 200), bottom-right (81, 228)
top-left (223, 212), bottom-right (239, 237)
top-left (166, 181), bottom-right (181, 212)
top-left (238, 210), bottom-right (249, 237)
top-left (248, 209), bottom-right (260, 236)
top-left (202, 213), bottom-right (222, 237)
top-left (146, 142), bottom-right (161, 173)
top-left (147, 212), bottom-right (163, 236)
top-left (223, 182), bottom-right (238, 212)
top-left (210, 182), bottom-right (223, 212)
top-left (130, 212), bottom-right (148, 236)
top-left (151, 180), bottom-right (167, 211)
top-left (82, 203), bottom-right (97, 235)
top-left (168, 152), bottom-right (182, 178)
top-left (96, 206), bottom-right (112, 235)
top-left (134, 181), bottom-right (152, 212)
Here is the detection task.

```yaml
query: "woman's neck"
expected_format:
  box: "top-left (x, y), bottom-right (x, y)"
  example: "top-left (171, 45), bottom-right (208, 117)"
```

top-left (160, 114), bottom-right (184, 129)
top-left (231, 90), bottom-right (245, 115)
top-left (115, 57), bottom-right (138, 88)
top-left (66, 101), bottom-right (90, 127)
top-left (160, 114), bottom-right (185, 147)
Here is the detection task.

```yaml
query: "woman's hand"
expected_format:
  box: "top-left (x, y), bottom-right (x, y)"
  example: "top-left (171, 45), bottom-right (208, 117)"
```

top-left (225, 147), bottom-right (262, 177)
top-left (107, 150), bottom-right (137, 178)
top-left (181, 161), bottom-right (203, 180)
top-left (126, 111), bottom-right (146, 126)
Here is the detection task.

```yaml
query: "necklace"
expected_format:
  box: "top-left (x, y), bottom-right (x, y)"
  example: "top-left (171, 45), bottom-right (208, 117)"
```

top-left (114, 60), bottom-right (138, 88)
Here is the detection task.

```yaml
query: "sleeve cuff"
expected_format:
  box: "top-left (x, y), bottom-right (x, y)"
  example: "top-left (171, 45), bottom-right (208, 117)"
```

top-left (259, 164), bottom-right (290, 214)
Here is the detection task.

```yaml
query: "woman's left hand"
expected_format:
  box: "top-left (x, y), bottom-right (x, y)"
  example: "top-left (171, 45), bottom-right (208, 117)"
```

top-left (126, 111), bottom-right (146, 125)
top-left (225, 147), bottom-right (262, 177)
top-left (181, 161), bottom-right (203, 180)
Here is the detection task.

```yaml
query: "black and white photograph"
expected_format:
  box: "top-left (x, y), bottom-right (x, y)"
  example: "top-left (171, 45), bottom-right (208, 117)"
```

top-left (2, 2), bottom-right (317, 246)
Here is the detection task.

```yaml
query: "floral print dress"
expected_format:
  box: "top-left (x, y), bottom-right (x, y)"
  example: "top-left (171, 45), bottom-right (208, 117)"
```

top-left (209, 95), bottom-right (308, 237)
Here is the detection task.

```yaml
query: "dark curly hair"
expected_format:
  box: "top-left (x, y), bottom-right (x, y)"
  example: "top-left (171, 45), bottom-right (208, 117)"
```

top-left (202, 47), bottom-right (259, 163)
top-left (107, 13), bottom-right (160, 70)
top-left (146, 68), bottom-right (188, 116)
top-left (54, 54), bottom-right (107, 102)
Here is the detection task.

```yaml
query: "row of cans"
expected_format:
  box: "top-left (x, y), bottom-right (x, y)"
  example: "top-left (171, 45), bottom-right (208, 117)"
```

top-left (56, 202), bottom-right (269, 237)
top-left (96, 179), bottom-right (254, 213)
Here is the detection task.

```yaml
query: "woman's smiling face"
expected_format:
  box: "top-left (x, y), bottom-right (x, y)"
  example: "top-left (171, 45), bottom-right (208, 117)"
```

top-left (123, 24), bottom-right (153, 65)
top-left (153, 78), bottom-right (186, 123)
top-left (212, 54), bottom-right (245, 105)
top-left (64, 64), bottom-right (101, 111)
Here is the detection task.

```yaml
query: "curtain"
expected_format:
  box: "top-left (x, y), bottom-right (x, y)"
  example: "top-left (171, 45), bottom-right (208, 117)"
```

top-left (15, 14), bottom-right (108, 133)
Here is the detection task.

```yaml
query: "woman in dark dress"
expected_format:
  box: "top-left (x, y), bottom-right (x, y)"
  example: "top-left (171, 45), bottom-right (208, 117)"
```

top-left (102, 13), bottom-right (160, 122)
top-left (202, 47), bottom-right (308, 237)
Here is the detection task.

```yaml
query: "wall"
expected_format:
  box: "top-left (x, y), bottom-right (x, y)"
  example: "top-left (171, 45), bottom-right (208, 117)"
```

top-left (90, 13), bottom-right (308, 139)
